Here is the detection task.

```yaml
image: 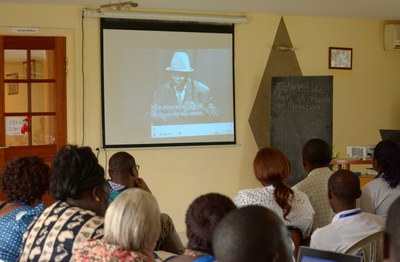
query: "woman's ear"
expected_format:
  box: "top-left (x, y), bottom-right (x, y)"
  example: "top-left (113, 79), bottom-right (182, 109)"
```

top-left (92, 187), bottom-right (101, 202)
top-left (91, 185), bottom-right (109, 216)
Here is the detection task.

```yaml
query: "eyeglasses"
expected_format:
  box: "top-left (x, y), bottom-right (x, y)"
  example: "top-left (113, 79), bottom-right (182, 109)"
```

top-left (135, 165), bottom-right (140, 171)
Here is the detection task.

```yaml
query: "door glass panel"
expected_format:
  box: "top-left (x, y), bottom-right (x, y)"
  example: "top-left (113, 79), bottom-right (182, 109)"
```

top-left (4, 50), bottom-right (27, 79)
top-left (5, 116), bottom-right (29, 147)
top-left (32, 116), bottom-right (55, 145)
top-left (4, 83), bottom-right (28, 112)
top-left (32, 83), bottom-right (55, 112)
top-left (31, 50), bottom-right (54, 79)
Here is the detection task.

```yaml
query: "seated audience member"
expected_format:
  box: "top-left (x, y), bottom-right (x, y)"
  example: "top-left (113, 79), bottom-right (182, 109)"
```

top-left (74, 188), bottom-right (161, 262)
top-left (213, 205), bottom-right (293, 262)
top-left (19, 145), bottom-right (109, 262)
top-left (233, 147), bottom-right (314, 239)
top-left (107, 151), bottom-right (184, 254)
top-left (310, 169), bottom-right (384, 252)
top-left (292, 138), bottom-right (335, 232)
top-left (166, 193), bottom-right (236, 262)
top-left (359, 140), bottom-right (400, 218)
top-left (0, 156), bottom-right (50, 262)
top-left (383, 196), bottom-right (400, 262)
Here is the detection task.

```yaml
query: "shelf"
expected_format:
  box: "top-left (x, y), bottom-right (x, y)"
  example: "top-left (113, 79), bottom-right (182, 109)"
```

top-left (331, 159), bottom-right (372, 170)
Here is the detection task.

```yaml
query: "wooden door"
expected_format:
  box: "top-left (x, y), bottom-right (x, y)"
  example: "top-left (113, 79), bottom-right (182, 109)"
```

top-left (0, 36), bottom-right (67, 204)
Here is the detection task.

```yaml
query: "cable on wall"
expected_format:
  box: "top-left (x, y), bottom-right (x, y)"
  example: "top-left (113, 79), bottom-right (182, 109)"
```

top-left (81, 10), bottom-right (86, 146)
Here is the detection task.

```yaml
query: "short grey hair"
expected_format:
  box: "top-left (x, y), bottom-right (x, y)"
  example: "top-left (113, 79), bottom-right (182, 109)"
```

top-left (104, 188), bottom-right (161, 251)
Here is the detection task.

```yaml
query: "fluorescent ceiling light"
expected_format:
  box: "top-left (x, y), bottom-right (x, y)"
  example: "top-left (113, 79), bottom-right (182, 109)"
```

top-left (83, 8), bottom-right (248, 24)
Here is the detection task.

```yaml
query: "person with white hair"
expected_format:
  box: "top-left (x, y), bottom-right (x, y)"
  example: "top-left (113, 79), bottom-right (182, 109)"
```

top-left (73, 188), bottom-right (161, 262)
top-left (151, 51), bottom-right (218, 123)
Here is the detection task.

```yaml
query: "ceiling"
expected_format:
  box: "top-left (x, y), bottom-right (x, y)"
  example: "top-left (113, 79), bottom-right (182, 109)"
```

top-left (0, 0), bottom-right (400, 21)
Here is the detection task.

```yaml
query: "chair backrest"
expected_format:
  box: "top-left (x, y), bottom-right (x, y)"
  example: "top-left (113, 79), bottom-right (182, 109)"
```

top-left (288, 226), bottom-right (302, 260)
top-left (343, 231), bottom-right (383, 262)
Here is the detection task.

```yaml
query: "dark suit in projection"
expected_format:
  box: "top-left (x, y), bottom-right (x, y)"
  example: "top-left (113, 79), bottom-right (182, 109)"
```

top-left (150, 51), bottom-right (218, 124)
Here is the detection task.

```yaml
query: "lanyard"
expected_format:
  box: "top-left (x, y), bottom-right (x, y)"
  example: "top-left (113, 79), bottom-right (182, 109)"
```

top-left (339, 210), bottom-right (362, 219)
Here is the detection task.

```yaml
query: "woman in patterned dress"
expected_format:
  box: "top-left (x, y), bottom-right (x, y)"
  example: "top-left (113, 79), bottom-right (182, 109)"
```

top-left (18, 145), bottom-right (109, 262)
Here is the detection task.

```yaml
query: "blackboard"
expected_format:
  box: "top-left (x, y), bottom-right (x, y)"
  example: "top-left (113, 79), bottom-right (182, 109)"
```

top-left (271, 76), bottom-right (333, 185)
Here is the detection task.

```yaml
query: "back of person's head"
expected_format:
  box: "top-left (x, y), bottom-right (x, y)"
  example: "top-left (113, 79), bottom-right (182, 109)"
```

top-left (213, 205), bottom-right (292, 262)
top-left (328, 169), bottom-right (361, 203)
top-left (1, 156), bottom-right (50, 205)
top-left (50, 145), bottom-right (106, 201)
top-left (104, 188), bottom-right (161, 252)
top-left (108, 151), bottom-right (136, 177)
top-left (253, 147), bottom-right (294, 220)
top-left (302, 138), bottom-right (332, 168)
top-left (384, 196), bottom-right (400, 262)
top-left (185, 193), bottom-right (236, 255)
top-left (374, 140), bottom-right (400, 188)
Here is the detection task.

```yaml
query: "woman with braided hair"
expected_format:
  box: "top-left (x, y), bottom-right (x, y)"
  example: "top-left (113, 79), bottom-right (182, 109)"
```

top-left (233, 147), bottom-right (314, 239)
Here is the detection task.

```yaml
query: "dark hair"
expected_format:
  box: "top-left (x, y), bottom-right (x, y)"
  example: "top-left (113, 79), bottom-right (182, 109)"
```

top-left (1, 156), bottom-right (50, 205)
top-left (374, 140), bottom-right (400, 188)
top-left (108, 152), bottom-right (136, 175)
top-left (213, 206), bottom-right (292, 262)
top-left (253, 147), bottom-right (294, 220)
top-left (328, 169), bottom-right (361, 201)
top-left (185, 193), bottom-right (236, 255)
top-left (302, 138), bottom-right (332, 167)
top-left (50, 145), bottom-right (106, 201)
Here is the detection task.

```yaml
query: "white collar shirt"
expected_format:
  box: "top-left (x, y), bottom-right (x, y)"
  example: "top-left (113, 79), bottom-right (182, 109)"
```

top-left (310, 208), bottom-right (384, 253)
top-left (174, 84), bottom-right (187, 104)
top-left (359, 177), bottom-right (400, 218)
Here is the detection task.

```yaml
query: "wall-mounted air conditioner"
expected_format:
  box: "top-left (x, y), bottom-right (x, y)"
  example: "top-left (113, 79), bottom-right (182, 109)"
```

top-left (384, 24), bottom-right (400, 50)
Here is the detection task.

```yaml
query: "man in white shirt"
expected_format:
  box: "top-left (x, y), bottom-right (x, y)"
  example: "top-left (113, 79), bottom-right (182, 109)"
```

top-left (383, 196), bottom-right (400, 262)
top-left (292, 138), bottom-right (335, 232)
top-left (310, 169), bottom-right (384, 253)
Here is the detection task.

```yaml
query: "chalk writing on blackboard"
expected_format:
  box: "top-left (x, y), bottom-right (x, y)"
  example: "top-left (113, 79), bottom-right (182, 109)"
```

top-left (271, 76), bottom-right (333, 185)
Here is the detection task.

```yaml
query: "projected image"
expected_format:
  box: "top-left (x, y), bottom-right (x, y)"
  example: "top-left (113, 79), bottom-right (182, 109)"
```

top-left (101, 19), bottom-right (236, 147)
top-left (150, 51), bottom-right (219, 124)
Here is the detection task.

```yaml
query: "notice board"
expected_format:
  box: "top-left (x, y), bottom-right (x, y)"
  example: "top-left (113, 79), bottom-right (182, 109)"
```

top-left (271, 76), bottom-right (333, 185)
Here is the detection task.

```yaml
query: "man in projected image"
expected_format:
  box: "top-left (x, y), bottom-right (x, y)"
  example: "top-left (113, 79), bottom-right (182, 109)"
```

top-left (150, 51), bottom-right (218, 123)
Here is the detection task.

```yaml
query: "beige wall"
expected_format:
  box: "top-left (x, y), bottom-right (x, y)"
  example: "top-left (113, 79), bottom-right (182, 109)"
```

top-left (1, 4), bottom-right (400, 231)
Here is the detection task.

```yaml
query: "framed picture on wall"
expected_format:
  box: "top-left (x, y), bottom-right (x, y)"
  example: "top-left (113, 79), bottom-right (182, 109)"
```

top-left (6, 72), bottom-right (19, 95)
top-left (329, 47), bottom-right (352, 70)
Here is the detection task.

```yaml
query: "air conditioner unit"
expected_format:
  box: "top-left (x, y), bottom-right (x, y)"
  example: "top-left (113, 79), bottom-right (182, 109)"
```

top-left (384, 24), bottom-right (400, 50)
top-left (347, 146), bottom-right (375, 160)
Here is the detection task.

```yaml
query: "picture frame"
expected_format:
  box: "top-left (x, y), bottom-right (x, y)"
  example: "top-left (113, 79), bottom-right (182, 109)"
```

top-left (329, 47), bottom-right (352, 70)
top-left (6, 72), bottom-right (19, 95)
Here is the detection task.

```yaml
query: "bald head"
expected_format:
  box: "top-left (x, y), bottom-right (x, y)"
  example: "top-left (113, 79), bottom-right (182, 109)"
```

top-left (328, 170), bottom-right (361, 212)
top-left (213, 206), bottom-right (292, 262)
